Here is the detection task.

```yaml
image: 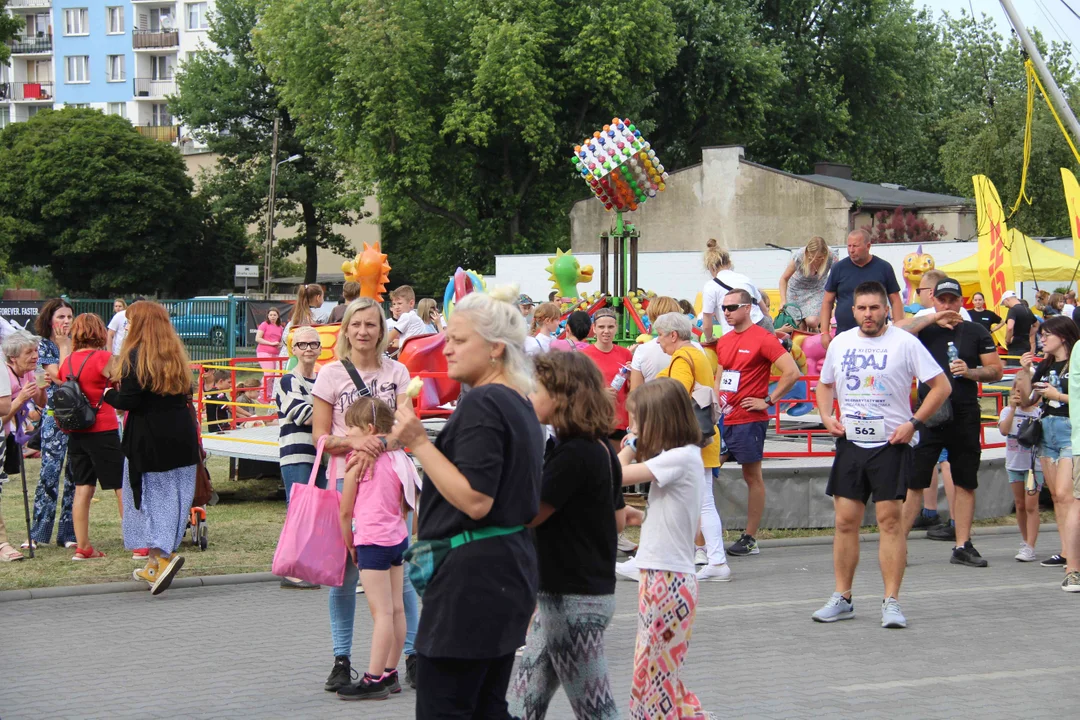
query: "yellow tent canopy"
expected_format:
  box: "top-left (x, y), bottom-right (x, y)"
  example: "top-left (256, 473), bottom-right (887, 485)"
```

top-left (940, 229), bottom-right (1079, 295)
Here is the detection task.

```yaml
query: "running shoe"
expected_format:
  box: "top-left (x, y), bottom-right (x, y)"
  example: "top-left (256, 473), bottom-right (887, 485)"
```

top-left (1063, 571), bottom-right (1080, 593)
top-left (615, 557), bottom-right (640, 582)
top-left (337, 677), bottom-right (390, 701)
top-left (324, 656), bottom-right (356, 692)
top-left (726, 533), bottom-right (759, 556)
top-left (380, 670), bottom-right (402, 694)
top-left (925, 522), bottom-right (956, 541)
top-left (1015, 544), bottom-right (1037, 562)
top-left (695, 563), bottom-right (732, 583)
top-left (405, 654), bottom-right (418, 689)
top-left (617, 533), bottom-right (639, 554)
top-left (1041, 554), bottom-right (1067, 567)
top-left (911, 513), bottom-right (939, 530)
top-left (811, 592), bottom-right (854, 623)
top-left (950, 541), bottom-right (988, 568)
top-left (881, 597), bottom-right (907, 628)
top-left (694, 546), bottom-right (708, 566)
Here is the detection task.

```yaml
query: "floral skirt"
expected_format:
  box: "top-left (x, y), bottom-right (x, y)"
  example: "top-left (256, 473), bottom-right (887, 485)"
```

top-left (122, 462), bottom-right (196, 555)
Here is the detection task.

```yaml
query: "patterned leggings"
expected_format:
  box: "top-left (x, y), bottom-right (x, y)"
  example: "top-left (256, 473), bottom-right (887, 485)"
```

top-left (630, 570), bottom-right (702, 720)
top-left (29, 413), bottom-right (76, 546)
top-left (507, 592), bottom-right (619, 720)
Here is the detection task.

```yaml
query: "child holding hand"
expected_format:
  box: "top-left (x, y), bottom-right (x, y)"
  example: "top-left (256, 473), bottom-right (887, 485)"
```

top-left (336, 396), bottom-right (419, 702)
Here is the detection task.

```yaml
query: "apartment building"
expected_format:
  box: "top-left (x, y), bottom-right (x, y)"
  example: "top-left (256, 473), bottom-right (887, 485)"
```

top-left (2, 0), bottom-right (213, 149)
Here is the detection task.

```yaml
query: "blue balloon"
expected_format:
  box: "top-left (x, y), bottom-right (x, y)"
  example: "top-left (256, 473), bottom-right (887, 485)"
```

top-left (633, 130), bottom-right (641, 137)
top-left (579, 151), bottom-right (587, 159)
top-left (607, 130), bottom-right (616, 138)
top-left (598, 137), bottom-right (606, 145)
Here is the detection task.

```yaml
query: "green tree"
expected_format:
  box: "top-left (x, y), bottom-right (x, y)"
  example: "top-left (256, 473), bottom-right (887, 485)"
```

top-left (0, 0), bottom-right (23, 67)
top-left (255, 0), bottom-right (681, 290)
top-left (171, 0), bottom-right (366, 285)
top-left (0, 108), bottom-right (252, 296)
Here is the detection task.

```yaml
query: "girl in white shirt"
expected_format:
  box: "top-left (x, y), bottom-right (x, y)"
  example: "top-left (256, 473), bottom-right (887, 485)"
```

top-left (525, 302), bottom-right (561, 356)
top-left (616, 378), bottom-right (708, 720)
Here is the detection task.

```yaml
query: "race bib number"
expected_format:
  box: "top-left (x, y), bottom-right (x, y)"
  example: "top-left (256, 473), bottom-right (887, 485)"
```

top-left (720, 370), bottom-right (741, 393)
top-left (845, 414), bottom-right (885, 443)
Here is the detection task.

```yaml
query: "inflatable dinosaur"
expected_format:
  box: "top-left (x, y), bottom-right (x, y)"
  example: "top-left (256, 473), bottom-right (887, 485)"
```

top-left (546, 248), bottom-right (594, 299)
top-left (341, 242), bottom-right (391, 301)
top-left (901, 246), bottom-right (934, 304)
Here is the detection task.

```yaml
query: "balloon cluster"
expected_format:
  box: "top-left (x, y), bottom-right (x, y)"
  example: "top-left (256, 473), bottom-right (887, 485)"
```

top-left (572, 117), bottom-right (668, 212)
top-left (626, 290), bottom-right (657, 332)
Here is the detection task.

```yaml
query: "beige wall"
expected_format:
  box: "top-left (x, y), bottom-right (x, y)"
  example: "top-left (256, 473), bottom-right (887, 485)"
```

top-left (570, 146), bottom-right (851, 254)
top-left (182, 151), bottom-right (381, 275)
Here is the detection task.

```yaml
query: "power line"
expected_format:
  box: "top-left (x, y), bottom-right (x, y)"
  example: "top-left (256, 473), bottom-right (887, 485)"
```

top-left (1059, 0), bottom-right (1080, 22)
top-left (1033, 0), bottom-right (1080, 68)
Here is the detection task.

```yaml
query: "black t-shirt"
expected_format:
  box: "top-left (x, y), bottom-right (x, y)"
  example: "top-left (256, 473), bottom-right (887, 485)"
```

top-left (415, 383), bottom-right (544, 659)
top-left (969, 309), bottom-right (1002, 335)
top-left (1031, 358), bottom-right (1070, 417)
top-left (1006, 304), bottom-right (1036, 356)
top-left (205, 391), bottom-right (231, 433)
top-left (825, 256), bottom-right (901, 332)
top-left (919, 321), bottom-right (997, 408)
top-left (536, 437), bottom-right (625, 596)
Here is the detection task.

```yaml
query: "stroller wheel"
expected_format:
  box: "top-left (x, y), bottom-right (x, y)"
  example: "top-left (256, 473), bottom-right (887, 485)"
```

top-left (199, 524), bottom-right (208, 551)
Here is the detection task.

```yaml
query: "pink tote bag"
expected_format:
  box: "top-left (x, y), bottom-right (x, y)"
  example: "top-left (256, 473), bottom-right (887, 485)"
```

top-left (271, 437), bottom-right (347, 586)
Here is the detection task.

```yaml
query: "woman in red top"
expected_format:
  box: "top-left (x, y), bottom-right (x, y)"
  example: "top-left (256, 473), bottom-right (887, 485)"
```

top-left (582, 308), bottom-right (633, 440)
top-left (59, 314), bottom-right (125, 560)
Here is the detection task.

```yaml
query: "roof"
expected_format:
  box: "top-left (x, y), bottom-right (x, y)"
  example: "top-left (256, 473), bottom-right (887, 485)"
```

top-left (797, 174), bottom-right (972, 209)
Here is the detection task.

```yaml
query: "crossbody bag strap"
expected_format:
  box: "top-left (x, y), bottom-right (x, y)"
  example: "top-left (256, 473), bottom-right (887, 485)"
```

top-left (448, 525), bottom-right (524, 549)
top-left (712, 277), bottom-right (734, 293)
top-left (340, 357), bottom-right (373, 398)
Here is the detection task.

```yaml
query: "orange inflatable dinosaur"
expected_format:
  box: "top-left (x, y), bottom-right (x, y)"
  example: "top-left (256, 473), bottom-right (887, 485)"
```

top-left (341, 242), bottom-right (391, 301)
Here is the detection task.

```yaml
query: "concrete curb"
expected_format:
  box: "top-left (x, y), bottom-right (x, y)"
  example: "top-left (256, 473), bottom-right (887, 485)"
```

top-left (0, 571), bottom-right (278, 603)
top-left (0, 523), bottom-right (1059, 602)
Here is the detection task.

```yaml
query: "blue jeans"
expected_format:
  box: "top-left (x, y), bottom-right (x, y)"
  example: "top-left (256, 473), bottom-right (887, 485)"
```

top-left (329, 506), bottom-right (419, 658)
top-left (280, 462), bottom-right (326, 503)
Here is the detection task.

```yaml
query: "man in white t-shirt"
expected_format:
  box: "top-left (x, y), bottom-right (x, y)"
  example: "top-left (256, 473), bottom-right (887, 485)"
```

top-left (387, 285), bottom-right (426, 355)
top-left (812, 281), bottom-right (951, 629)
top-left (107, 309), bottom-right (128, 355)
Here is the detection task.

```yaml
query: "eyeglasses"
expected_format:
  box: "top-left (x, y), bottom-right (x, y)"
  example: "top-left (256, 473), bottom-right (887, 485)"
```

top-left (293, 341), bottom-right (321, 351)
top-left (721, 304), bottom-right (750, 313)
top-left (916, 287), bottom-right (931, 294)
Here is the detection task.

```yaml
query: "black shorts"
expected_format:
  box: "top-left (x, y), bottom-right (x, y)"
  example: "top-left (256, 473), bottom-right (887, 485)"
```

top-left (67, 430), bottom-right (124, 491)
top-left (911, 406), bottom-right (982, 491)
top-left (826, 438), bottom-right (912, 504)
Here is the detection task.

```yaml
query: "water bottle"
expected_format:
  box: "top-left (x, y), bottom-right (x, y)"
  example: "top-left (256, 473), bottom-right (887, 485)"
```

top-left (946, 341), bottom-right (959, 364)
top-left (610, 364), bottom-right (630, 392)
top-left (1048, 369), bottom-right (1059, 390)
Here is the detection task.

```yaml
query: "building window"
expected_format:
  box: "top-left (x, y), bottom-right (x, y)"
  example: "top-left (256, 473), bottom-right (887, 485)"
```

top-left (147, 7), bottom-right (173, 32)
top-left (107, 6), bottom-right (124, 34)
top-left (187, 2), bottom-right (209, 30)
top-left (108, 102), bottom-right (127, 119)
top-left (27, 106), bottom-right (41, 118)
top-left (152, 103), bottom-right (172, 127)
top-left (0, 108), bottom-right (9, 130)
top-left (65, 56), bottom-right (89, 84)
top-left (64, 8), bottom-right (89, 36)
top-left (107, 55), bottom-right (125, 82)
top-left (30, 60), bottom-right (51, 83)
top-left (67, 103), bottom-right (90, 109)
top-left (151, 55), bottom-right (174, 80)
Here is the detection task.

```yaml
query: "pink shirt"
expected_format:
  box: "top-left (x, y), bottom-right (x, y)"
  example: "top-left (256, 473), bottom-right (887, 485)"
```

top-left (258, 322), bottom-right (284, 353)
top-left (549, 338), bottom-right (590, 352)
top-left (311, 357), bottom-right (411, 478)
top-left (351, 451), bottom-right (409, 546)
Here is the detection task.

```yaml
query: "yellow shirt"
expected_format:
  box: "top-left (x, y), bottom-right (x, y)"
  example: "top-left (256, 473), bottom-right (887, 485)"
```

top-left (658, 345), bottom-right (721, 468)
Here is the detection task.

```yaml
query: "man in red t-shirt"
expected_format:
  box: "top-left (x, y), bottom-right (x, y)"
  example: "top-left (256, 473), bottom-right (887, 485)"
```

top-left (714, 289), bottom-right (800, 557)
top-left (583, 309), bottom-right (633, 436)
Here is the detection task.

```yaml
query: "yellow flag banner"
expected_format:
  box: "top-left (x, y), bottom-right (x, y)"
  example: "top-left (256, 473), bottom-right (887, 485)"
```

top-left (973, 175), bottom-right (1015, 348)
top-left (1062, 168), bottom-right (1080, 263)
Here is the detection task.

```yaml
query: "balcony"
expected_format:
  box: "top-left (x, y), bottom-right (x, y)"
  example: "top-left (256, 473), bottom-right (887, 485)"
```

top-left (0, 82), bottom-right (55, 102)
top-left (7, 35), bottom-right (52, 55)
top-left (7, 0), bottom-right (51, 7)
top-left (135, 124), bottom-right (179, 142)
top-left (132, 29), bottom-right (179, 50)
top-left (133, 77), bottom-right (176, 98)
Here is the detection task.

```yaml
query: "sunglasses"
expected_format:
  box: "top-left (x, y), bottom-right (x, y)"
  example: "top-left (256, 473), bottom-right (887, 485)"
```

top-left (293, 341), bottom-right (321, 351)
top-left (721, 303), bottom-right (750, 313)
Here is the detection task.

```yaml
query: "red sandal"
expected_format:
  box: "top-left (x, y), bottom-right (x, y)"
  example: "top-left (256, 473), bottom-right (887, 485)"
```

top-left (72, 546), bottom-right (106, 560)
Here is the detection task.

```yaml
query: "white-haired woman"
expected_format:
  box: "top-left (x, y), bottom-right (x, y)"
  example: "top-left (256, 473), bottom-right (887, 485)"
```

top-left (311, 298), bottom-right (421, 692)
top-left (389, 287), bottom-right (544, 719)
top-left (1, 330), bottom-right (46, 561)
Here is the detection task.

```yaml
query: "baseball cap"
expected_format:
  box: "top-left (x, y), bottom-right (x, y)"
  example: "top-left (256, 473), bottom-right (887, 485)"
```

top-left (932, 278), bottom-right (962, 298)
top-left (999, 290), bottom-right (1017, 302)
top-left (518, 294), bottom-right (535, 307)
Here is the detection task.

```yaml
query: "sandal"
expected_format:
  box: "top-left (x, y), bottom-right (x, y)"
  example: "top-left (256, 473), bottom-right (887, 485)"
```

top-left (72, 546), bottom-right (106, 560)
top-left (0, 542), bottom-right (24, 562)
top-left (19, 540), bottom-right (37, 550)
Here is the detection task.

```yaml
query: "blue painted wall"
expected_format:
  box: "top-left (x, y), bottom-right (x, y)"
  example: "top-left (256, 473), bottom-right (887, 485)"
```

top-left (53, 0), bottom-right (133, 105)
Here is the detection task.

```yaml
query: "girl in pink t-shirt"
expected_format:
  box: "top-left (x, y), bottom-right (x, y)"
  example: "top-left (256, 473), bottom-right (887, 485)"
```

top-left (337, 396), bottom-right (419, 700)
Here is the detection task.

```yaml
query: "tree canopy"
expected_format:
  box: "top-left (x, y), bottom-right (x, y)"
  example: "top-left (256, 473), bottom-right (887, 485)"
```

top-left (0, 108), bottom-right (251, 296)
top-left (0, 0), bottom-right (22, 67)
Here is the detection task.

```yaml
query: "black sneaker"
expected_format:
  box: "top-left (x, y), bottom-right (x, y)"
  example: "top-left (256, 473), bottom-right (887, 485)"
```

top-left (338, 678), bottom-right (391, 701)
top-left (726, 533), bottom-right (759, 556)
top-left (1041, 554), bottom-right (1067, 567)
top-left (925, 522), bottom-right (956, 541)
top-left (324, 656), bottom-right (356, 692)
top-left (951, 541), bottom-right (988, 568)
top-left (381, 670), bottom-right (402, 694)
top-left (911, 513), bottom-right (939, 530)
top-left (405, 654), bottom-right (418, 689)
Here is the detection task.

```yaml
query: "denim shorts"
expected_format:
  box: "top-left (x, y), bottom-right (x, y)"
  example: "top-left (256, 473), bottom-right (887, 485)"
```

top-left (1037, 415), bottom-right (1073, 461)
top-left (1007, 468), bottom-right (1044, 489)
top-left (355, 537), bottom-right (409, 571)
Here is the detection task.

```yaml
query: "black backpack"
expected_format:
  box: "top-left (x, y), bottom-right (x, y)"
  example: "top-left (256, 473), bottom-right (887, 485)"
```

top-left (53, 352), bottom-right (106, 432)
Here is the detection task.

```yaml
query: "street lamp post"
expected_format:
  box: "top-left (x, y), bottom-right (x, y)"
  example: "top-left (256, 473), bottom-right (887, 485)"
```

top-left (262, 115), bottom-right (302, 299)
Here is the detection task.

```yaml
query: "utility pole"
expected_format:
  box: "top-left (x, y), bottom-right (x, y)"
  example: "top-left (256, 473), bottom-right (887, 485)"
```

top-left (999, 0), bottom-right (1080, 149)
top-left (263, 116), bottom-right (281, 300)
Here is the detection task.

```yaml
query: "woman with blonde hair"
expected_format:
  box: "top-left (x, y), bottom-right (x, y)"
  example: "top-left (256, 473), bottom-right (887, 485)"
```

top-left (778, 236), bottom-right (836, 331)
top-left (416, 298), bottom-right (443, 334)
top-left (526, 302), bottom-right (562, 356)
top-left (389, 286), bottom-right (543, 717)
top-left (107, 297), bottom-right (128, 355)
top-left (103, 301), bottom-right (200, 595)
top-left (700, 238), bottom-right (766, 343)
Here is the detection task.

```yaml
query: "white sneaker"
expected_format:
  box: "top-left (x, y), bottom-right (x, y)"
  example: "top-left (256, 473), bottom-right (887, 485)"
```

top-left (696, 563), bottom-right (732, 582)
top-left (617, 533), bottom-right (639, 554)
top-left (694, 546), bottom-right (708, 566)
top-left (615, 557), bottom-right (640, 582)
top-left (1015, 543), bottom-right (1037, 562)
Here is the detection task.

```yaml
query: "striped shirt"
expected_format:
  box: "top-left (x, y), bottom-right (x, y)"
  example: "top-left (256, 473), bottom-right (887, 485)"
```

top-left (273, 371), bottom-right (317, 466)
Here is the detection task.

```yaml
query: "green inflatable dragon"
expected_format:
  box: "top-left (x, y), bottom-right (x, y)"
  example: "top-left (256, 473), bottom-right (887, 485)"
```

top-left (546, 248), bottom-right (594, 298)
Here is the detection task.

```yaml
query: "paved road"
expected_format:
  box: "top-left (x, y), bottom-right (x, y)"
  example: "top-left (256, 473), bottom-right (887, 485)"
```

top-left (2, 531), bottom-right (1077, 719)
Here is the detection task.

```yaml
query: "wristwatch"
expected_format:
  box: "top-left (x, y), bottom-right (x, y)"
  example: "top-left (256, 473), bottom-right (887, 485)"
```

top-left (764, 396), bottom-right (775, 406)
top-left (909, 417), bottom-right (927, 433)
